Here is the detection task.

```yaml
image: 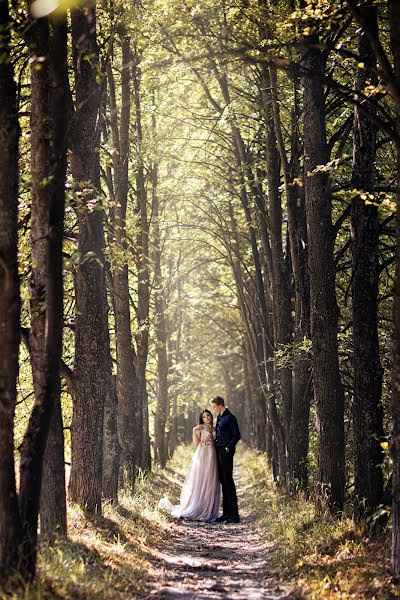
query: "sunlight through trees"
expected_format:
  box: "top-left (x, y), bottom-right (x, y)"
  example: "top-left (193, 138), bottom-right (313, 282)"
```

top-left (1, 0), bottom-right (400, 586)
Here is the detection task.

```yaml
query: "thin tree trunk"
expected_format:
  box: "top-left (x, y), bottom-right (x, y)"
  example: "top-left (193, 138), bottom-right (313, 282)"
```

top-left (301, 42), bottom-right (345, 512)
top-left (288, 194), bottom-right (311, 490)
top-left (19, 11), bottom-right (67, 575)
top-left (241, 341), bottom-right (254, 446)
top-left (107, 31), bottom-right (137, 491)
top-left (350, 6), bottom-right (384, 517)
top-left (153, 166), bottom-right (169, 467)
top-left (102, 374), bottom-right (120, 500)
top-left (133, 50), bottom-right (151, 471)
top-left (0, 0), bottom-right (22, 576)
top-left (268, 64), bottom-right (311, 489)
top-left (231, 114), bottom-right (287, 480)
top-left (40, 379), bottom-right (66, 538)
top-left (38, 17), bottom-right (69, 541)
top-left (168, 266), bottom-right (183, 458)
top-left (69, 2), bottom-right (113, 513)
top-left (389, 0), bottom-right (400, 576)
top-left (260, 63), bottom-right (293, 450)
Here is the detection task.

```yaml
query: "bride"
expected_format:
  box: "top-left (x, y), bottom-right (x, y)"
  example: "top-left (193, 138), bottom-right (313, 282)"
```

top-left (159, 409), bottom-right (221, 521)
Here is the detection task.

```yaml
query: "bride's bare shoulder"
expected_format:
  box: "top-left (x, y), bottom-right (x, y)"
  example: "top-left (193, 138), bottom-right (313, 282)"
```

top-left (193, 425), bottom-right (203, 431)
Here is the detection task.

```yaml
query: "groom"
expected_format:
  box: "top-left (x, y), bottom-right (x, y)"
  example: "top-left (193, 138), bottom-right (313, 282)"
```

top-left (211, 395), bottom-right (241, 523)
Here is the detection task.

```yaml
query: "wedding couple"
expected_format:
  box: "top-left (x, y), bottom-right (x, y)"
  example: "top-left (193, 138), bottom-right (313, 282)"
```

top-left (159, 395), bottom-right (241, 523)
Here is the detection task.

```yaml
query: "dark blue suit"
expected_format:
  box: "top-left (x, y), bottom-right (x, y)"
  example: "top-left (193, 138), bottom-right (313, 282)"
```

top-left (215, 408), bottom-right (241, 519)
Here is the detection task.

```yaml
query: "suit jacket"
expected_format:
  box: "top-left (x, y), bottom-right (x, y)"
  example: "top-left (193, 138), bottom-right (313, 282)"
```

top-left (215, 408), bottom-right (241, 452)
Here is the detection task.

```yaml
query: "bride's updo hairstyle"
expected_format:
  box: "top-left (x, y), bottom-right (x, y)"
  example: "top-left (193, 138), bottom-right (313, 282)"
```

top-left (199, 408), bottom-right (213, 425)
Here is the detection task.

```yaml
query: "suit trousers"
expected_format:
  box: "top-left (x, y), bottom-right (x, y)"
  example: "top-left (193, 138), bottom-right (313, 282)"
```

top-left (216, 446), bottom-right (239, 518)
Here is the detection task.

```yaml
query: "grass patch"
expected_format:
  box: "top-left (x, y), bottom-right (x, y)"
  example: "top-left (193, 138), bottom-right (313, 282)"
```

top-left (240, 448), bottom-right (397, 599)
top-left (0, 450), bottom-right (193, 600)
top-left (6, 445), bottom-right (393, 599)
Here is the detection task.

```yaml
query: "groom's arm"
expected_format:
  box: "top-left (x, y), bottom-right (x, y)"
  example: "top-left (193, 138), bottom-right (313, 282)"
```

top-left (226, 415), bottom-right (241, 451)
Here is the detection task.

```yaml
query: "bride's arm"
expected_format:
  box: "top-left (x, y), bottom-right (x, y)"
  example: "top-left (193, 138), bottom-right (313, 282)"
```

top-left (192, 426), bottom-right (202, 446)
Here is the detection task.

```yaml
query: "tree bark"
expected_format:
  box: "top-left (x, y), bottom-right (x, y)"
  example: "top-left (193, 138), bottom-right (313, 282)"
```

top-left (153, 165), bottom-right (169, 467)
top-left (389, 0), bottom-right (400, 576)
top-left (260, 63), bottom-right (293, 453)
top-left (0, 0), bottom-right (22, 577)
top-left (268, 63), bottom-right (311, 490)
top-left (107, 31), bottom-right (137, 491)
top-left (241, 340), bottom-right (254, 446)
top-left (133, 50), bottom-right (151, 471)
top-left (301, 42), bottom-right (345, 512)
top-left (68, 2), bottom-right (113, 513)
top-left (19, 11), bottom-right (67, 575)
top-left (228, 102), bottom-right (287, 480)
top-left (40, 378), bottom-right (67, 539)
top-left (350, 6), bottom-right (384, 517)
top-left (168, 254), bottom-right (183, 459)
top-left (38, 17), bottom-right (68, 541)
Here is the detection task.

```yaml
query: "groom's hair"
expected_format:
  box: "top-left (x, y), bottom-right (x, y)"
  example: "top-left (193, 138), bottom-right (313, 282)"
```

top-left (211, 395), bottom-right (225, 406)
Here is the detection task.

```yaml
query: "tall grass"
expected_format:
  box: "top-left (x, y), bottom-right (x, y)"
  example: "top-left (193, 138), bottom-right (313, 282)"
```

top-left (3, 444), bottom-right (393, 599)
top-left (0, 454), bottom-right (190, 600)
top-left (240, 448), bottom-right (394, 599)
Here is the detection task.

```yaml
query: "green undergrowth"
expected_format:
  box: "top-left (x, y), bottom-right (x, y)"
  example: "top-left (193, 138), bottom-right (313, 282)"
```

top-left (5, 445), bottom-right (396, 599)
top-left (240, 448), bottom-right (396, 599)
top-left (1, 448), bottom-right (193, 600)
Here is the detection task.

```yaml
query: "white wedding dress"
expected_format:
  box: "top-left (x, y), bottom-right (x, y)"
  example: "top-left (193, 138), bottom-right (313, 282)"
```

top-left (159, 426), bottom-right (221, 521)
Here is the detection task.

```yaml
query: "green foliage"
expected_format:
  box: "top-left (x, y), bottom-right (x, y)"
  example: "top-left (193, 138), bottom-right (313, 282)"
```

top-left (240, 448), bottom-right (395, 599)
top-left (0, 462), bottom-right (185, 599)
top-left (9, 4), bottom-right (398, 589)
top-left (12, 0), bottom-right (396, 470)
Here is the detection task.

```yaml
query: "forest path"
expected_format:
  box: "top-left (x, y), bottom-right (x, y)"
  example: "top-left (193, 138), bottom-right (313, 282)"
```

top-left (144, 463), bottom-right (292, 599)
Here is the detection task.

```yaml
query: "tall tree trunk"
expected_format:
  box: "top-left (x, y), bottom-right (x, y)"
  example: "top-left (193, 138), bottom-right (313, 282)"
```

top-left (241, 340), bottom-right (254, 446)
top-left (38, 17), bottom-right (68, 541)
top-left (228, 194), bottom-right (273, 456)
top-left (102, 374), bottom-right (119, 500)
top-left (301, 42), bottom-right (345, 512)
top-left (100, 69), bottom-right (120, 502)
top-left (231, 119), bottom-right (287, 480)
top-left (288, 194), bottom-right (311, 490)
top-left (133, 50), bottom-right (151, 471)
top-left (40, 379), bottom-right (66, 538)
top-left (107, 32), bottom-right (137, 491)
top-left (19, 11), bottom-right (67, 576)
top-left (260, 63), bottom-right (293, 453)
top-left (153, 166), bottom-right (169, 467)
top-left (350, 6), bottom-right (384, 517)
top-left (0, 0), bottom-right (22, 576)
top-left (346, 0), bottom-right (400, 572)
top-left (231, 137), bottom-right (287, 474)
top-left (268, 64), bottom-right (311, 490)
top-left (168, 265), bottom-right (182, 458)
top-left (389, 0), bottom-right (400, 576)
top-left (69, 2), bottom-right (113, 513)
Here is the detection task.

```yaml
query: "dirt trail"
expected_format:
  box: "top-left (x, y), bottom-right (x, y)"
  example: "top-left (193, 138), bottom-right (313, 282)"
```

top-left (145, 464), bottom-right (292, 599)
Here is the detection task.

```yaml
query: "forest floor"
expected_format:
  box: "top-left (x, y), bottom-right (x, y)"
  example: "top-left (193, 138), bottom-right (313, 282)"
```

top-left (2, 446), bottom-right (397, 600)
top-left (143, 467), bottom-right (290, 599)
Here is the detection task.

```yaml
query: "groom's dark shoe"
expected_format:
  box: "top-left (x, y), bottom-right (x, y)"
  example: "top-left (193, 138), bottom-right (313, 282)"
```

top-left (213, 515), bottom-right (229, 523)
top-left (225, 516), bottom-right (240, 523)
